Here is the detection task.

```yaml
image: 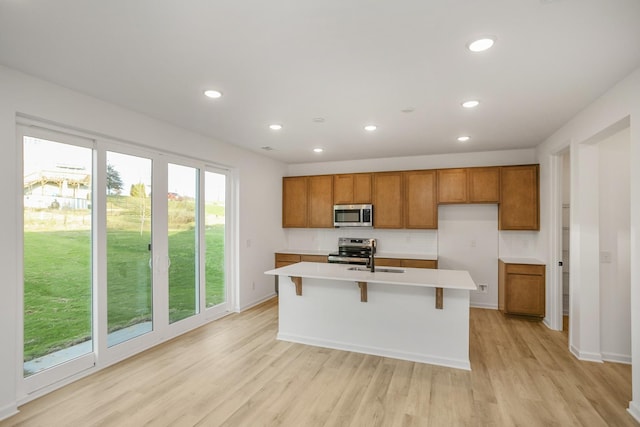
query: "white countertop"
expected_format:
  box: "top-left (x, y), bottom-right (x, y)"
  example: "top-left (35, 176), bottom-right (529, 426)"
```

top-left (265, 262), bottom-right (476, 291)
top-left (499, 257), bottom-right (545, 265)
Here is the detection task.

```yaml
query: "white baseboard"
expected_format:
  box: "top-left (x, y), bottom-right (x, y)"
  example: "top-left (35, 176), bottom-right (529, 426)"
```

top-left (570, 344), bottom-right (603, 363)
top-left (469, 302), bottom-right (498, 310)
top-left (239, 293), bottom-right (277, 312)
top-left (602, 352), bottom-right (632, 365)
top-left (0, 403), bottom-right (18, 422)
top-left (277, 333), bottom-right (471, 371)
top-left (628, 401), bottom-right (640, 423)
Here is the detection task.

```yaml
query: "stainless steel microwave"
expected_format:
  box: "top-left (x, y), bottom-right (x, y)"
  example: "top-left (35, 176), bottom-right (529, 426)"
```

top-left (333, 204), bottom-right (373, 227)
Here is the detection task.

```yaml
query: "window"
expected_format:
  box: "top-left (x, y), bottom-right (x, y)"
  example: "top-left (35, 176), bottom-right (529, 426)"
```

top-left (20, 123), bottom-right (232, 393)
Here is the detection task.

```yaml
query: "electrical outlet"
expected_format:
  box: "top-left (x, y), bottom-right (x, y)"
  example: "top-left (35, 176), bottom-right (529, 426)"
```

top-left (600, 251), bottom-right (612, 263)
top-left (478, 283), bottom-right (488, 293)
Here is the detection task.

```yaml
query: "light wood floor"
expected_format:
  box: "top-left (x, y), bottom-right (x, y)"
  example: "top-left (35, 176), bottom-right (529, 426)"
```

top-left (2, 298), bottom-right (636, 426)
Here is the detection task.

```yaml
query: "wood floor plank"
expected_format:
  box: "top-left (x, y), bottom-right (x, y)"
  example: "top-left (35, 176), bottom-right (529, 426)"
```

top-left (2, 302), bottom-right (637, 427)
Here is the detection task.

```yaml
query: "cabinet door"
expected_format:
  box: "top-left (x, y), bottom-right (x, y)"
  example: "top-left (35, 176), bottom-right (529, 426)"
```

top-left (468, 167), bottom-right (500, 203)
top-left (437, 168), bottom-right (468, 204)
top-left (404, 170), bottom-right (437, 229)
top-left (334, 173), bottom-right (372, 204)
top-left (353, 173), bottom-right (372, 203)
top-left (308, 175), bottom-right (334, 228)
top-left (505, 272), bottom-right (545, 317)
top-left (373, 172), bottom-right (404, 228)
top-left (499, 165), bottom-right (539, 230)
top-left (282, 177), bottom-right (307, 227)
top-left (333, 174), bottom-right (354, 205)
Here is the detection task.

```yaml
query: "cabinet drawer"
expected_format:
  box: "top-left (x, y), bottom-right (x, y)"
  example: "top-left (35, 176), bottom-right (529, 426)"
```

top-left (375, 258), bottom-right (403, 267)
top-left (401, 259), bottom-right (437, 269)
top-left (505, 264), bottom-right (544, 275)
top-left (301, 255), bottom-right (328, 263)
top-left (275, 253), bottom-right (301, 263)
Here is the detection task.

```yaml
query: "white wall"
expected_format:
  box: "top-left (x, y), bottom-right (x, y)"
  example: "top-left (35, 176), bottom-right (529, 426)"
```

top-left (536, 65), bottom-right (640, 419)
top-left (438, 205), bottom-right (499, 309)
top-left (288, 148), bottom-right (537, 176)
top-left (0, 65), bottom-right (287, 419)
top-left (599, 127), bottom-right (631, 363)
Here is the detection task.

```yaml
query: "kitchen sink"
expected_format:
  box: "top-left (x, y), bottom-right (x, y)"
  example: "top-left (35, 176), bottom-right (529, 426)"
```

top-left (347, 266), bottom-right (405, 273)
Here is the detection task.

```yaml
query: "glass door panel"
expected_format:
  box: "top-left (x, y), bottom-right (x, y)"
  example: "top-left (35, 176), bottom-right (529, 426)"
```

top-left (106, 152), bottom-right (153, 346)
top-left (23, 136), bottom-right (93, 377)
top-left (205, 171), bottom-right (226, 307)
top-left (168, 163), bottom-right (199, 323)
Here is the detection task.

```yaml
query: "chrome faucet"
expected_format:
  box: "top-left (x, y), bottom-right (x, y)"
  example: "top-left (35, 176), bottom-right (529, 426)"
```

top-left (368, 239), bottom-right (376, 272)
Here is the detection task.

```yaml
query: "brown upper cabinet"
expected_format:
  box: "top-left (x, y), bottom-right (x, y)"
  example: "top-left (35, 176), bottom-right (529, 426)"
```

top-left (282, 175), bottom-right (334, 228)
top-left (404, 170), bottom-right (437, 229)
top-left (282, 176), bottom-right (308, 227)
top-left (372, 172), bottom-right (404, 228)
top-left (333, 173), bottom-right (372, 204)
top-left (308, 175), bottom-right (334, 228)
top-left (499, 165), bottom-right (539, 230)
top-left (437, 167), bottom-right (500, 204)
top-left (283, 164), bottom-right (538, 230)
top-left (437, 168), bottom-right (467, 203)
top-left (372, 170), bottom-right (437, 229)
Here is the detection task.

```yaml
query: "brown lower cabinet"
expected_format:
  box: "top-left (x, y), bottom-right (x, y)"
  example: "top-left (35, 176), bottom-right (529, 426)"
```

top-left (498, 260), bottom-right (545, 318)
top-left (376, 258), bottom-right (437, 269)
top-left (275, 253), bottom-right (436, 269)
top-left (275, 253), bottom-right (328, 268)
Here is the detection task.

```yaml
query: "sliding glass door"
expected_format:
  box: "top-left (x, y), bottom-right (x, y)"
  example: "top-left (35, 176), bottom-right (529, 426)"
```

top-left (21, 124), bottom-right (232, 394)
top-left (168, 163), bottom-right (199, 323)
top-left (106, 151), bottom-right (153, 346)
top-left (205, 170), bottom-right (227, 308)
top-left (22, 130), bottom-right (95, 386)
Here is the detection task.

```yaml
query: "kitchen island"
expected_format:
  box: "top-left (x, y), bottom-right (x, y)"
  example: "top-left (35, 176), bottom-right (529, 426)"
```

top-left (264, 262), bottom-right (476, 370)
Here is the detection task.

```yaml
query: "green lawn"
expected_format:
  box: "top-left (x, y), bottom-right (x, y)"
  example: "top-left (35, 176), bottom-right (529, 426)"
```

top-left (24, 200), bottom-right (225, 361)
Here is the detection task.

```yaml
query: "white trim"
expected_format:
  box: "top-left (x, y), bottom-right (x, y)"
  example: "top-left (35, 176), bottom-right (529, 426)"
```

top-left (628, 401), bottom-right (640, 423)
top-left (0, 404), bottom-right (19, 422)
top-left (602, 352), bottom-right (632, 365)
top-left (470, 302), bottom-right (498, 310)
top-left (277, 333), bottom-right (471, 371)
top-left (239, 293), bottom-right (277, 312)
top-left (547, 152), bottom-right (564, 331)
top-left (570, 344), bottom-right (604, 363)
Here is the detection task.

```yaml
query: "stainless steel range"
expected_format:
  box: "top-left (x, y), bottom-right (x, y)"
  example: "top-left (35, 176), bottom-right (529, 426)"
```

top-left (328, 237), bottom-right (376, 265)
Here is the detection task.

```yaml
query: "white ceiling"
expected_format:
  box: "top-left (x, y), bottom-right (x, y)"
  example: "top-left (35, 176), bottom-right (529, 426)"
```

top-left (1, 1), bottom-right (639, 164)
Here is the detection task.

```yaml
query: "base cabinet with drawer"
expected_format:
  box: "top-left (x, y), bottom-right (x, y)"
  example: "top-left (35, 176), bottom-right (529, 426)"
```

top-left (498, 260), bottom-right (545, 318)
top-left (376, 258), bottom-right (438, 269)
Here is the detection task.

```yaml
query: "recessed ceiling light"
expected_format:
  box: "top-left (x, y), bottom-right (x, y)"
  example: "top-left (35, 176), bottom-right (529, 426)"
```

top-left (204, 89), bottom-right (222, 99)
top-left (269, 124), bottom-right (283, 131)
top-left (261, 146), bottom-right (274, 151)
top-left (461, 100), bottom-right (480, 108)
top-left (313, 148), bottom-right (324, 153)
top-left (364, 125), bottom-right (377, 132)
top-left (313, 117), bottom-right (326, 123)
top-left (467, 37), bottom-right (496, 52)
top-left (401, 108), bottom-right (415, 113)
top-left (457, 136), bottom-right (471, 142)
